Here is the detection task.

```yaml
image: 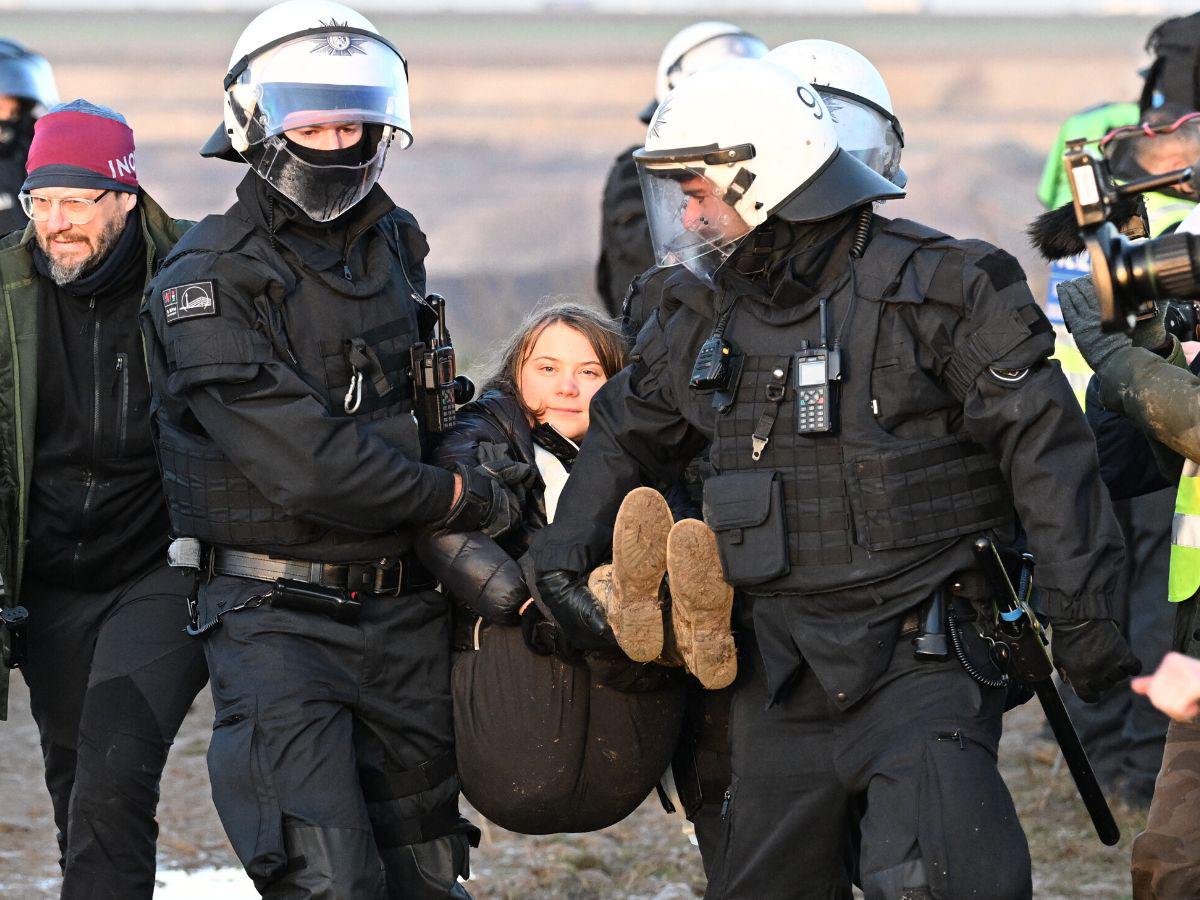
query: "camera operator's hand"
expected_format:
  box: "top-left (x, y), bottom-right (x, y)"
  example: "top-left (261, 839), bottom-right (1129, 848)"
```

top-left (1050, 617), bottom-right (1143, 703)
top-left (1131, 300), bottom-right (1171, 353)
top-left (534, 569), bottom-right (619, 653)
top-left (441, 460), bottom-right (529, 538)
top-left (1057, 276), bottom-right (1133, 373)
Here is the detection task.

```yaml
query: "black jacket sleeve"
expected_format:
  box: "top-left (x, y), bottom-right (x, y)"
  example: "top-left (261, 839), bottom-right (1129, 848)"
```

top-left (926, 241), bottom-right (1125, 619)
top-left (415, 394), bottom-right (534, 624)
top-left (142, 245), bottom-right (455, 532)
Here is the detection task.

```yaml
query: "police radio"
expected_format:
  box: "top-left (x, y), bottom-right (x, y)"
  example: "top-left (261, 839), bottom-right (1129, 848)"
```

top-left (690, 298), bottom-right (742, 394)
top-left (794, 298), bottom-right (841, 435)
top-left (410, 294), bottom-right (474, 434)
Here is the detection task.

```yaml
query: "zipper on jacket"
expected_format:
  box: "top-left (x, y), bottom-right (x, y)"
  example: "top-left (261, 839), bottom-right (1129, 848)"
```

top-left (114, 353), bottom-right (129, 458)
top-left (73, 308), bottom-right (102, 576)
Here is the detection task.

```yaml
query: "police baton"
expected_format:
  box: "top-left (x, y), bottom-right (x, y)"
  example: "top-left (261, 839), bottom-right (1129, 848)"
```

top-left (973, 538), bottom-right (1120, 847)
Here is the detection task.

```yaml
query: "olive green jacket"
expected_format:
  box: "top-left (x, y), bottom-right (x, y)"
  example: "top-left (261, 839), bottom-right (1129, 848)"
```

top-left (0, 192), bottom-right (191, 719)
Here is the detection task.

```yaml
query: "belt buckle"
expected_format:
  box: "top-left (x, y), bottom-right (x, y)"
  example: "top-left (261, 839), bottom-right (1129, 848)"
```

top-left (375, 560), bottom-right (403, 597)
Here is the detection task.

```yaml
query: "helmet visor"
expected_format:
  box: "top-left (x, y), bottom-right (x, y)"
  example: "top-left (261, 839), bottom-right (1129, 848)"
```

top-left (638, 164), bottom-right (752, 285)
top-left (819, 92), bottom-right (903, 184)
top-left (236, 32), bottom-right (411, 147)
top-left (667, 34), bottom-right (768, 92)
top-left (242, 131), bottom-right (390, 223)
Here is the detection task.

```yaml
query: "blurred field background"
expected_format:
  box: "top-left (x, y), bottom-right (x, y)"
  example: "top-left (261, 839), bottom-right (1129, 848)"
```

top-left (0, 9), bottom-right (1170, 898)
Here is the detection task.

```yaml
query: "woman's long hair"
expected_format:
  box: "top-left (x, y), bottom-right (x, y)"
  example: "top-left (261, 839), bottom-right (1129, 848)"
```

top-left (483, 302), bottom-right (628, 421)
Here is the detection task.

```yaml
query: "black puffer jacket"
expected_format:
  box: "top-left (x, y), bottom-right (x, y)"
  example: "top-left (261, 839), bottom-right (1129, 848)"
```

top-left (417, 389), bottom-right (550, 627)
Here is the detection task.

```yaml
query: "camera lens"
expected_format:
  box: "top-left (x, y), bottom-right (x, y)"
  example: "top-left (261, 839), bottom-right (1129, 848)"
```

top-left (1124, 232), bottom-right (1200, 301)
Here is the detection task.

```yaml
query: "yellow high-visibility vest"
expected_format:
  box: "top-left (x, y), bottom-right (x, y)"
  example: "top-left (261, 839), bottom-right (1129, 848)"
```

top-left (1169, 459), bottom-right (1200, 603)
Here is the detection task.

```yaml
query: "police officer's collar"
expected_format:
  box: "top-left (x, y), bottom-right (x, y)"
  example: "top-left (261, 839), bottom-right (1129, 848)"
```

top-left (238, 171), bottom-right (394, 237)
top-left (237, 172), bottom-right (395, 257)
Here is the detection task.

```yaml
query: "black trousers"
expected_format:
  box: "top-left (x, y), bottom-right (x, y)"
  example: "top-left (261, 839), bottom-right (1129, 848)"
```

top-left (201, 577), bottom-right (474, 900)
top-left (705, 631), bottom-right (1031, 900)
top-left (20, 562), bottom-right (209, 900)
top-left (672, 680), bottom-right (733, 876)
top-left (1059, 490), bottom-right (1173, 803)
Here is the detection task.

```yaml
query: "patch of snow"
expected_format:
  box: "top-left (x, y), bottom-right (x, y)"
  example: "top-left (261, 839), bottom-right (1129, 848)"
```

top-left (155, 867), bottom-right (257, 898)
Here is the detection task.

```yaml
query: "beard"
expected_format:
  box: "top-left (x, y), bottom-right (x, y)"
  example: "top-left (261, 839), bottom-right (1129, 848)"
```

top-left (36, 214), bottom-right (127, 286)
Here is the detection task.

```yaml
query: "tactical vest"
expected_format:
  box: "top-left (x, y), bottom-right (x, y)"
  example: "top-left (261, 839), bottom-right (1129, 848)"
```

top-left (702, 220), bottom-right (1013, 596)
top-left (152, 207), bottom-right (426, 561)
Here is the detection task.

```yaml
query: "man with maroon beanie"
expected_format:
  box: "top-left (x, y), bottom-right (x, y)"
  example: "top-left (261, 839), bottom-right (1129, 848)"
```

top-left (0, 99), bottom-right (206, 898)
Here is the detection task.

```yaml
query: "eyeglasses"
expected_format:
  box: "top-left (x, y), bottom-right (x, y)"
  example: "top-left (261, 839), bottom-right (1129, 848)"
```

top-left (19, 190), bottom-right (112, 225)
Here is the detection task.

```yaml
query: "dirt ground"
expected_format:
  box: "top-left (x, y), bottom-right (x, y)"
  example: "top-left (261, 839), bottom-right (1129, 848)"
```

top-left (0, 10), bottom-right (1171, 898)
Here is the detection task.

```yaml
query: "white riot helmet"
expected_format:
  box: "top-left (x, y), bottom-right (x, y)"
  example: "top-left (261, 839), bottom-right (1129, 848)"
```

top-left (635, 59), bottom-right (904, 286)
top-left (0, 40), bottom-right (58, 113)
top-left (210, 0), bottom-right (411, 222)
top-left (768, 40), bottom-right (906, 188)
top-left (639, 21), bottom-right (768, 123)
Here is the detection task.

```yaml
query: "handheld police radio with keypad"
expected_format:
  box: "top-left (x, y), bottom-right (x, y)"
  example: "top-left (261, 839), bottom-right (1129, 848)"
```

top-left (411, 294), bottom-right (474, 434)
top-left (794, 298), bottom-right (841, 435)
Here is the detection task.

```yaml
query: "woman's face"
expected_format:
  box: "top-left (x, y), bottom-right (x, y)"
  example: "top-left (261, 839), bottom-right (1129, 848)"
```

top-left (518, 321), bottom-right (608, 441)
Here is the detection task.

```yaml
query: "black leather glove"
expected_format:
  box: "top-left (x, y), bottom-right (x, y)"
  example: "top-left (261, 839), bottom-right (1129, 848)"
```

top-left (440, 461), bottom-right (527, 538)
top-left (1050, 618), bottom-right (1143, 703)
top-left (519, 603), bottom-right (577, 659)
top-left (534, 569), bottom-right (618, 653)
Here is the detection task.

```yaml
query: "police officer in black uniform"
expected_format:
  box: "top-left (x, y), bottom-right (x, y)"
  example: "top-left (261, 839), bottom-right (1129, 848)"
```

top-left (140, 3), bottom-right (524, 897)
top-left (595, 21), bottom-right (765, 319)
top-left (0, 39), bottom-right (56, 233)
top-left (535, 58), bottom-right (1140, 899)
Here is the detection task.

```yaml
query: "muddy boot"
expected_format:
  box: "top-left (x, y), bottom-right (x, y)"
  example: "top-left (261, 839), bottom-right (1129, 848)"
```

top-left (666, 518), bottom-right (737, 690)
top-left (602, 486), bottom-right (673, 662)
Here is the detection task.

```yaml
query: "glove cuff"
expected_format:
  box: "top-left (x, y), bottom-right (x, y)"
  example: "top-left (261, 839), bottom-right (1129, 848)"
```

top-left (442, 463), bottom-right (493, 532)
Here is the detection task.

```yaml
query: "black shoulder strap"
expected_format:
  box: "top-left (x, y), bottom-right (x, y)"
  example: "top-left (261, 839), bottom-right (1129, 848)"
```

top-left (854, 218), bottom-right (953, 304)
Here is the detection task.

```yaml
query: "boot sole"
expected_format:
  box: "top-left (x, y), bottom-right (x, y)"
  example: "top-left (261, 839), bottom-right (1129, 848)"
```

top-left (610, 487), bottom-right (672, 662)
top-left (667, 519), bottom-right (737, 690)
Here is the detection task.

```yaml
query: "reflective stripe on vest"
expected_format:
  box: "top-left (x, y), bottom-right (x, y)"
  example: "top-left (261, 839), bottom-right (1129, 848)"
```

top-left (1144, 191), bottom-right (1196, 237)
top-left (1169, 458), bottom-right (1200, 602)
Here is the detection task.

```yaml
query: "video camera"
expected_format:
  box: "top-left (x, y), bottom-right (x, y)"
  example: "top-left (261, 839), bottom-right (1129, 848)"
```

top-left (1031, 133), bottom-right (1200, 333)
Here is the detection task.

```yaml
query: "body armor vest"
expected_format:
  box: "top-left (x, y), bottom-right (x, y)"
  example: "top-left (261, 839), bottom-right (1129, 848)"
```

top-left (702, 220), bottom-right (1013, 596)
top-left (153, 206), bottom-right (427, 561)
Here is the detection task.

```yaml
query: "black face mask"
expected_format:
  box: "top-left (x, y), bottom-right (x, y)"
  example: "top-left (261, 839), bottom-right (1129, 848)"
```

top-left (283, 134), bottom-right (372, 167)
top-left (0, 109), bottom-right (34, 158)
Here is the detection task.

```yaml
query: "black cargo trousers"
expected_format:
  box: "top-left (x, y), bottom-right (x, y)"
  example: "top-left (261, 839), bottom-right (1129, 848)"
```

top-left (19, 561), bottom-right (209, 899)
top-left (200, 575), bottom-right (476, 900)
top-left (704, 626), bottom-right (1032, 900)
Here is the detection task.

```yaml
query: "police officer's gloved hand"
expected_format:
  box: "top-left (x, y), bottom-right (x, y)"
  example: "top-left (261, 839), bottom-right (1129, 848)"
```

top-left (1057, 276), bottom-right (1132, 374)
top-left (534, 569), bottom-right (619, 654)
top-left (441, 462), bottom-right (527, 539)
top-left (1050, 618), bottom-right (1143, 703)
top-left (519, 602), bottom-right (578, 659)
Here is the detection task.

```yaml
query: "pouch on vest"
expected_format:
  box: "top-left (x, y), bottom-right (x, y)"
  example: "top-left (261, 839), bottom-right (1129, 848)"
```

top-left (847, 434), bottom-right (1010, 552)
top-left (703, 471), bottom-right (788, 586)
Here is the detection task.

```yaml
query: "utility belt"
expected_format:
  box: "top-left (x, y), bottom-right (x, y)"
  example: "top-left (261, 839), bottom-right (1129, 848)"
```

top-left (903, 565), bottom-right (1038, 711)
top-left (169, 539), bottom-right (436, 636)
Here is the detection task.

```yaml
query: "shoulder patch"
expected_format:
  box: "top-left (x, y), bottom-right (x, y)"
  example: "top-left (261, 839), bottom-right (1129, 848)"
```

top-left (162, 280), bottom-right (219, 325)
top-left (975, 249), bottom-right (1026, 292)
